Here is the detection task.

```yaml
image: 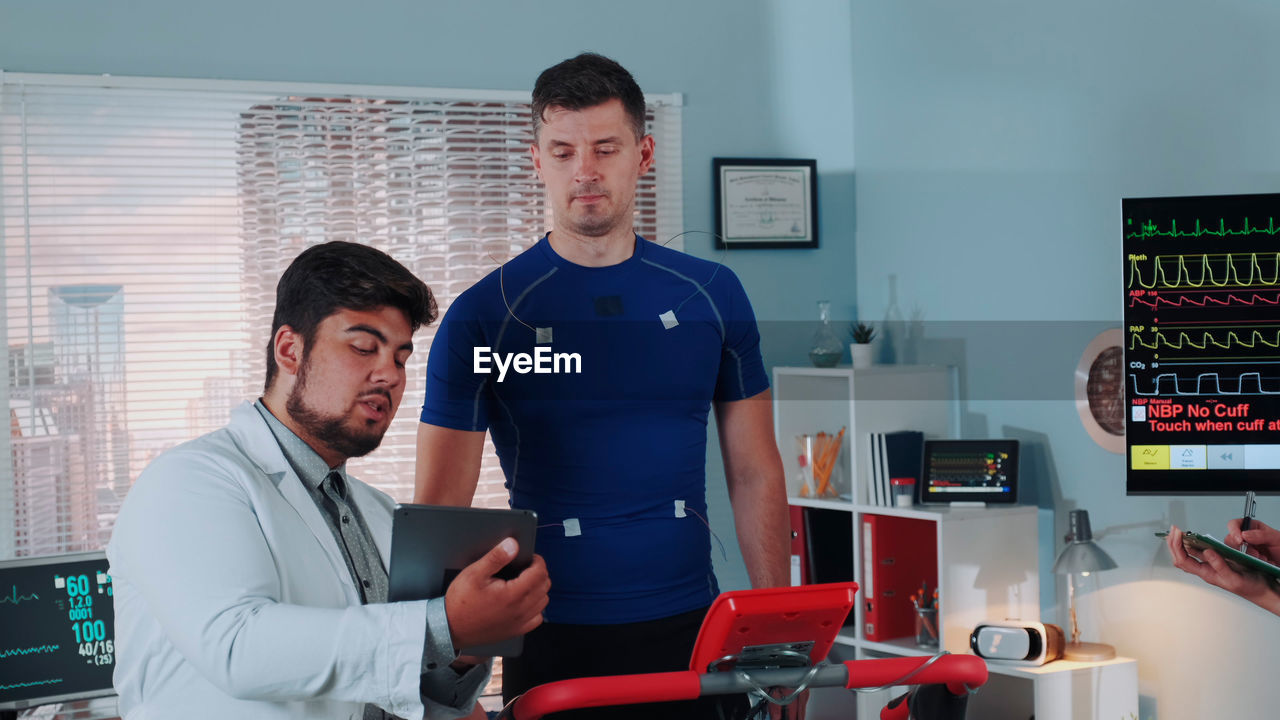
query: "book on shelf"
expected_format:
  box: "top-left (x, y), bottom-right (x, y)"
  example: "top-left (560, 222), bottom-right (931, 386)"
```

top-left (866, 433), bottom-right (885, 506)
top-left (864, 430), bottom-right (924, 506)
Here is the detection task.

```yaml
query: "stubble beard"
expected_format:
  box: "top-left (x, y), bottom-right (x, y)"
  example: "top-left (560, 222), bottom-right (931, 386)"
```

top-left (285, 352), bottom-right (389, 461)
top-left (564, 186), bottom-right (631, 239)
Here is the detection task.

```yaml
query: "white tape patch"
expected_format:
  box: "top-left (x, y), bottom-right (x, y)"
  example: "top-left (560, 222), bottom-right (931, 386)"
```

top-left (563, 518), bottom-right (582, 537)
top-left (674, 499), bottom-right (687, 518)
top-left (536, 326), bottom-right (553, 344)
top-left (659, 310), bottom-right (679, 330)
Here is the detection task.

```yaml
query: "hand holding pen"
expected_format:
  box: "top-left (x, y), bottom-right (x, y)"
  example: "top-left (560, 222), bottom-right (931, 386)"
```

top-left (1227, 516), bottom-right (1280, 565)
top-left (1239, 491), bottom-right (1256, 554)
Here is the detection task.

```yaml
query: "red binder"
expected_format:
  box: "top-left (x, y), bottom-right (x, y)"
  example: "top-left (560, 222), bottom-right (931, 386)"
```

top-left (861, 514), bottom-right (937, 642)
top-left (789, 505), bottom-right (809, 586)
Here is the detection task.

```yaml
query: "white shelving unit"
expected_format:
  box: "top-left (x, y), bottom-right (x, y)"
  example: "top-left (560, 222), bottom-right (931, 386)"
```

top-left (970, 657), bottom-right (1139, 720)
top-left (847, 647), bottom-right (1139, 720)
top-left (773, 364), bottom-right (959, 501)
top-left (774, 365), bottom-right (1138, 719)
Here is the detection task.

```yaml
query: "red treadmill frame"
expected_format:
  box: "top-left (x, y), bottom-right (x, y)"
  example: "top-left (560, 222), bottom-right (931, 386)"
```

top-left (500, 582), bottom-right (988, 720)
top-left (688, 582), bottom-right (857, 672)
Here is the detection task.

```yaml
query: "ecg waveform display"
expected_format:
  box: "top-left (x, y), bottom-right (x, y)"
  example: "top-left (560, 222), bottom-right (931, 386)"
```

top-left (1125, 193), bottom-right (1280, 495)
top-left (0, 554), bottom-right (115, 710)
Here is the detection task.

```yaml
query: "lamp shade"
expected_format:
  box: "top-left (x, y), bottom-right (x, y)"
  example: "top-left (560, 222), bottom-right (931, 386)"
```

top-left (1052, 509), bottom-right (1118, 575)
top-left (1053, 540), bottom-right (1118, 575)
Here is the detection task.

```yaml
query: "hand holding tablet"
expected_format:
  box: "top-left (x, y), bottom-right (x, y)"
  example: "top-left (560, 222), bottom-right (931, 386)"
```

top-left (1158, 529), bottom-right (1280, 581)
top-left (388, 504), bottom-right (545, 656)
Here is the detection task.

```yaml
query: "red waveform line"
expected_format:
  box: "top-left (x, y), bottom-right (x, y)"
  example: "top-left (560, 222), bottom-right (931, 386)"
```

top-left (1129, 292), bottom-right (1280, 309)
top-left (1158, 318), bottom-right (1280, 326)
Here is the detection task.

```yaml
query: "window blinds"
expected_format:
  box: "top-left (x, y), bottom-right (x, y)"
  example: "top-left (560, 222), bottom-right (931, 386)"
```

top-left (1, 73), bottom-right (683, 560)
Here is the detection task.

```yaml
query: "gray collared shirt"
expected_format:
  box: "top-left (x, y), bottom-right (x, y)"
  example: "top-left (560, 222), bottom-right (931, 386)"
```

top-left (257, 402), bottom-right (388, 605)
top-left (254, 400), bottom-right (486, 717)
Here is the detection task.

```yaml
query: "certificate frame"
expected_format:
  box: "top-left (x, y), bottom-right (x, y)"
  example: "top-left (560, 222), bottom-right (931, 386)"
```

top-left (713, 157), bottom-right (818, 249)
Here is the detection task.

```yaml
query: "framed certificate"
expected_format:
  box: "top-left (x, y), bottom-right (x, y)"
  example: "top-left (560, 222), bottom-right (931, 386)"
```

top-left (713, 158), bottom-right (818, 249)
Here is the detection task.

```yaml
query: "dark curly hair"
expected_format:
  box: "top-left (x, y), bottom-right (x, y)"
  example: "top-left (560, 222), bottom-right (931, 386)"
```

top-left (264, 241), bottom-right (436, 391)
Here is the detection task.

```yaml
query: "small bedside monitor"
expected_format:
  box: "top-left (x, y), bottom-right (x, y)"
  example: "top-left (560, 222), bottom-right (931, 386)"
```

top-left (0, 551), bottom-right (116, 713)
top-left (919, 439), bottom-right (1020, 506)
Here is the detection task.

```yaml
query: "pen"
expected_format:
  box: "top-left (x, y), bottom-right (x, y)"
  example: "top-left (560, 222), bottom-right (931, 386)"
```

top-left (1241, 490), bottom-right (1256, 554)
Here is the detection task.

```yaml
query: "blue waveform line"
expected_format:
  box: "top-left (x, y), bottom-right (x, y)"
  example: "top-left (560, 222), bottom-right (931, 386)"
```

top-left (1158, 360), bottom-right (1280, 366)
top-left (0, 586), bottom-right (39, 606)
top-left (0, 678), bottom-right (62, 691)
top-left (0, 644), bottom-right (60, 659)
top-left (1130, 372), bottom-right (1280, 396)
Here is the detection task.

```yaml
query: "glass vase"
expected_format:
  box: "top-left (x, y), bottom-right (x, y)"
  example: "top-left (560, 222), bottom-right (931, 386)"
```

top-left (809, 300), bottom-right (842, 368)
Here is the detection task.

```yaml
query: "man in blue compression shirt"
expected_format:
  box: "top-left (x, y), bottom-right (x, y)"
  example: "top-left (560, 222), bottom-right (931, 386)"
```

top-left (416, 53), bottom-right (792, 719)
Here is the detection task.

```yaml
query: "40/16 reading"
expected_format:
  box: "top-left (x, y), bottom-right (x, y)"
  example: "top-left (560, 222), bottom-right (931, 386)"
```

top-left (78, 640), bottom-right (113, 666)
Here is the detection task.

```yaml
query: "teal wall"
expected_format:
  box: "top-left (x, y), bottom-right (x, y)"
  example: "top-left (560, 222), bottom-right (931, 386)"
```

top-left (853, 1), bottom-right (1280, 717)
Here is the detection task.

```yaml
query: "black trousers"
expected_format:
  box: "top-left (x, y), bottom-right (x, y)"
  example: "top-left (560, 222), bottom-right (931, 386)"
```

top-left (502, 606), bottom-right (749, 720)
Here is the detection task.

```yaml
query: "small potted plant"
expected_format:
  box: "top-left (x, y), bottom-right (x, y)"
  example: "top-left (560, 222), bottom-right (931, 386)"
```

top-left (849, 321), bottom-right (876, 368)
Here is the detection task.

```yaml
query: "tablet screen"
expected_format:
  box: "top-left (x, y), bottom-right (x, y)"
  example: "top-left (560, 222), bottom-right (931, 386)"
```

top-left (387, 504), bottom-right (537, 656)
top-left (919, 439), bottom-right (1020, 505)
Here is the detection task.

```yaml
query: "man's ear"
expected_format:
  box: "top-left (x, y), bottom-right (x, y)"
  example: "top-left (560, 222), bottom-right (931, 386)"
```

top-left (530, 142), bottom-right (543, 181)
top-left (273, 325), bottom-right (304, 378)
top-left (637, 133), bottom-right (655, 176)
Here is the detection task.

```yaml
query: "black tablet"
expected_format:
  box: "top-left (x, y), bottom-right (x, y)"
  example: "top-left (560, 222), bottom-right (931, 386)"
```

top-left (918, 439), bottom-right (1020, 506)
top-left (387, 504), bottom-right (537, 657)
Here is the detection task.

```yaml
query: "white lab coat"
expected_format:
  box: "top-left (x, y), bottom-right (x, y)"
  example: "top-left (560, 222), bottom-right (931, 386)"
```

top-left (108, 402), bottom-right (478, 720)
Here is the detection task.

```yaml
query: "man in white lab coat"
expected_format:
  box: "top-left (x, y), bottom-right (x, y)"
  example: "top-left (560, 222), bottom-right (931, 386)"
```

top-left (108, 241), bottom-right (549, 720)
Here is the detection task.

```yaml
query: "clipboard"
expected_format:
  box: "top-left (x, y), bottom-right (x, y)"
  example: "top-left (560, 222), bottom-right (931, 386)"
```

top-left (1159, 530), bottom-right (1280, 581)
top-left (387, 504), bottom-right (537, 656)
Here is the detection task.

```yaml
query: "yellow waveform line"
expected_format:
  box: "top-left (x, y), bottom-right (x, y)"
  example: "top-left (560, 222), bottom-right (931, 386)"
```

top-left (1129, 329), bottom-right (1280, 350)
top-left (1128, 252), bottom-right (1280, 289)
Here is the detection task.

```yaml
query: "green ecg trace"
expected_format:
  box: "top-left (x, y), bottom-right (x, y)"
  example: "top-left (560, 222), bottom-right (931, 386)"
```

top-left (0, 585), bottom-right (39, 606)
top-left (1128, 252), bottom-right (1280, 289)
top-left (1127, 216), bottom-right (1280, 239)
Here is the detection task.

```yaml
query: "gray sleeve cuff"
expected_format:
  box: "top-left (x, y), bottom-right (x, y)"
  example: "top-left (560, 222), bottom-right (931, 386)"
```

top-left (419, 597), bottom-right (493, 713)
top-left (421, 596), bottom-right (456, 673)
top-left (420, 661), bottom-right (491, 714)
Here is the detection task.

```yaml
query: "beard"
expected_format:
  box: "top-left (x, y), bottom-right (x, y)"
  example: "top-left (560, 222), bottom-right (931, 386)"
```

top-left (285, 354), bottom-right (391, 460)
top-left (567, 208), bottom-right (621, 237)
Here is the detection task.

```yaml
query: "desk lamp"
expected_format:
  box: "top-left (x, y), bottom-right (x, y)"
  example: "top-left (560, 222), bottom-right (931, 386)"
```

top-left (1052, 509), bottom-right (1117, 661)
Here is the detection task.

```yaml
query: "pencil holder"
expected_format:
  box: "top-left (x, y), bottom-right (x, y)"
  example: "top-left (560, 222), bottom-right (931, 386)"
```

top-left (794, 429), bottom-right (846, 499)
top-left (914, 607), bottom-right (939, 648)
